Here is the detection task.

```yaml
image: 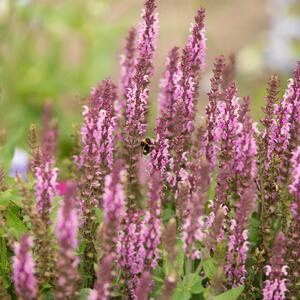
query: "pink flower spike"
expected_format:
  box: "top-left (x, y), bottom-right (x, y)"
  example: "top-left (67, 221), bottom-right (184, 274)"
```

top-left (55, 181), bottom-right (80, 299)
top-left (12, 235), bottom-right (37, 300)
top-left (263, 232), bottom-right (288, 300)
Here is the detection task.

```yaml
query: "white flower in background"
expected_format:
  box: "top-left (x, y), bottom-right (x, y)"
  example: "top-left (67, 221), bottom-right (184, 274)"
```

top-left (265, 0), bottom-right (300, 71)
top-left (9, 148), bottom-right (29, 179)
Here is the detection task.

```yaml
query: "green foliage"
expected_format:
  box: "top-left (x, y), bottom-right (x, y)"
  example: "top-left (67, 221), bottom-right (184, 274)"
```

top-left (215, 285), bottom-right (244, 300)
top-left (4, 207), bottom-right (27, 239)
top-left (202, 257), bottom-right (217, 280)
top-left (0, 0), bottom-right (129, 155)
top-left (80, 288), bottom-right (92, 300)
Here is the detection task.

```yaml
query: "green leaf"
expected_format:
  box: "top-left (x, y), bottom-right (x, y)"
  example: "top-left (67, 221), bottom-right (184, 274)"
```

top-left (215, 286), bottom-right (244, 300)
top-left (78, 239), bottom-right (88, 256)
top-left (0, 188), bottom-right (21, 210)
top-left (153, 265), bottom-right (165, 280)
top-left (41, 282), bottom-right (53, 291)
top-left (5, 208), bottom-right (27, 239)
top-left (248, 214), bottom-right (260, 244)
top-left (183, 273), bottom-right (204, 294)
top-left (162, 208), bottom-right (175, 223)
top-left (43, 290), bottom-right (55, 300)
top-left (0, 238), bottom-right (8, 272)
top-left (0, 191), bottom-right (11, 211)
top-left (80, 288), bottom-right (92, 300)
top-left (203, 257), bottom-right (217, 279)
top-left (172, 289), bottom-right (191, 300)
top-left (95, 207), bottom-right (104, 223)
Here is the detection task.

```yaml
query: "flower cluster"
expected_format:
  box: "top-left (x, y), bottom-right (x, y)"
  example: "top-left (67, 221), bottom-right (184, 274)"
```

top-left (12, 235), bottom-right (37, 300)
top-left (3, 1), bottom-right (300, 300)
top-left (91, 160), bottom-right (126, 299)
top-left (263, 232), bottom-right (288, 300)
top-left (35, 160), bottom-right (58, 224)
top-left (224, 97), bottom-right (258, 286)
top-left (76, 78), bottom-right (117, 281)
top-left (286, 147), bottom-right (300, 296)
top-left (55, 181), bottom-right (80, 299)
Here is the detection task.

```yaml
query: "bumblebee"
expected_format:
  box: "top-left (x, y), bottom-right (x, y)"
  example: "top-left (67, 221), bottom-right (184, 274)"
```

top-left (140, 138), bottom-right (154, 155)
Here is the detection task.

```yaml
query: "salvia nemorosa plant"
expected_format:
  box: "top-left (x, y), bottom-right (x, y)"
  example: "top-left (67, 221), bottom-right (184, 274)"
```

top-left (1, 1), bottom-right (300, 299)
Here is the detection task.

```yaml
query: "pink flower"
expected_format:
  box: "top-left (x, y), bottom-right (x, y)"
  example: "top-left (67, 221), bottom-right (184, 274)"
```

top-left (35, 160), bottom-right (58, 224)
top-left (142, 170), bottom-right (162, 269)
top-left (12, 235), bottom-right (37, 300)
top-left (55, 181), bottom-right (80, 299)
top-left (263, 232), bottom-right (288, 300)
top-left (57, 181), bottom-right (67, 196)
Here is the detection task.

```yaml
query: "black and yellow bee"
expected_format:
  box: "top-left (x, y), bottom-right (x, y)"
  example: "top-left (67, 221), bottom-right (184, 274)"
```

top-left (140, 138), bottom-right (154, 155)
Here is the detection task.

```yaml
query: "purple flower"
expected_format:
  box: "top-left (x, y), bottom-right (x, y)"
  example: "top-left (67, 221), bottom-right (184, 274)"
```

top-left (152, 48), bottom-right (180, 176)
top-left (288, 62), bottom-right (300, 149)
top-left (92, 161), bottom-right (126, 299)
top-left (116, 27), bottom-right (137, 139)
top-left (123, 0), bottom-right (158, 208)
top-left (77, 79), bottom-right (117, 173)
top-left (289, 147), bottom-right (300, 198)
top-left (142, 170), bottom-right (162, 269)
top-left (261, 75), bottom-right (280, 172)
top-left (117, 209), bottom-right (146, 295)
top-left (124, 0), bottom-right (158, 141)
top-left (12, 235), bottom-right (37, 300)
top-left (76, 79), bottom-right (117, 279)
top-left (286, 146), bottom-right (300, 296)
top-left (153, 9), bottom-right (206, 191)
top-left (263, 232), bottom-right (288, 300)
top-left (35, 160), bottom-right (58, 224)
top-left (210, 83), bottom-right (241, 223)
top-left (182, 127), bottom-right (210, 259)
top-left (133, 271), bottom-right (152, 300)
top-left (204, 206), bottom-right (227, 253)
top-left (55, 181), bottom-right (80, 299)
top-left (119, 27), bottom-right (137, 101)
top-left (102, 160), bottom-right (126, 254)
top-left (205, 55), bottom-right (226, 170)
top-left (181, 8), bottom-right (206, 128)
top-left (89, 254), bottom-right (114, 300)
top-left (224, 97), bottom-right (257, 286)
top-left (273, 90), bottom-right (293, 165)
top-left (188, 8), bottom-right (206, 73)
top-left (157, 47), bottom-right (180, 135)
top-left (40, 101), bottom-right (58, 162)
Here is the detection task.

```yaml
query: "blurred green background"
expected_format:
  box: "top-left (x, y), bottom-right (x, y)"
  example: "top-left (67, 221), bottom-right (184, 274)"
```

top-left (0, 0), bottom-right (299, 158)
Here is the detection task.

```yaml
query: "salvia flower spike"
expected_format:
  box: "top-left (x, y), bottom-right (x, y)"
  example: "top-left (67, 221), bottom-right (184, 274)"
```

top-left (263, 232), bottom-right (288, 300)
top-left (12, 235), bottom-right (38, 300)
top-left (55, 181), bottom-right (80, 299)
